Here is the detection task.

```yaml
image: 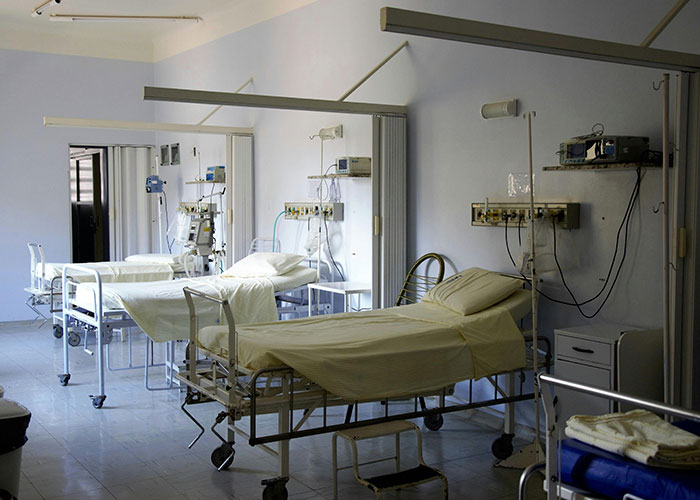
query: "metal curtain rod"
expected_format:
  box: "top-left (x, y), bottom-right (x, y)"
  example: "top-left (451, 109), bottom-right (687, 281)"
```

top-left (380, 7), bottom-right (700, 71)
top-left (338, 40), bottom-right (408, 101)
top-left (641, 0), bottom-right (690, 48)
top-left (197, 77), bottom-right (253, 125)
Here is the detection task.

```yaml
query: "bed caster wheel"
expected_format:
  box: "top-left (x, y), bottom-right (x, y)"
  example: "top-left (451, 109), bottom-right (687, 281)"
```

top-left (90, 395), bottom-right (106, 409)
top-left (67, 332), bottom-right (80, 347)
top-left (53, 324), bottom-right (63, 338)
top-left (492, 433), bottom-right (514, 459)
top-left (423, 414), bottom-right (444, 431)
top-left (58, 374), bottom-right (71, 386)
top-left (211, 443), bottom-right (235, 470)
top-left (261, 477), bottom-right (288, 500)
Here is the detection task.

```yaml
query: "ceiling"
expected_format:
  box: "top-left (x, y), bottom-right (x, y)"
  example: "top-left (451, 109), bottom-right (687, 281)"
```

top-left (0, 0), bottom-right (317, 61)
top-left (1, 0), bottom-right (236, 41)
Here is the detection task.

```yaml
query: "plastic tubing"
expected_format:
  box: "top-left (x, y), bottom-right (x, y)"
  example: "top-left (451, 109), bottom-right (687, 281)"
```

top-left (272, 211), bottom-right (286, 252)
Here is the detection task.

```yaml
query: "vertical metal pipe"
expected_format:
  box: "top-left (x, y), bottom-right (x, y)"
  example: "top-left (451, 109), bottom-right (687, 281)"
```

top-left (526, 111), bottom-right (541, 457)
top-left (662, 73), bottom-right (671, 405)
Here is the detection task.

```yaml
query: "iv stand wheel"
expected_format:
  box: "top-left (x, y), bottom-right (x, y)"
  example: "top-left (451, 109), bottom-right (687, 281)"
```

top-left (211, 444), bottom-right (235, 470)
top-left (261, 477), bottom-right (288, 500)
top-left (492, 433), bottom-right (515, 459)
top-left (57, 374), bottom-right (71, 386)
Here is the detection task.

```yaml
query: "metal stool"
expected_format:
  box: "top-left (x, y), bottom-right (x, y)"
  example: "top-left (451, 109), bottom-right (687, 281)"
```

top-left (332, 420), bottom-right (448, 499)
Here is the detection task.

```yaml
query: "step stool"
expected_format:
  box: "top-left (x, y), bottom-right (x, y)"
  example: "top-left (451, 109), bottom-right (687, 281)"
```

top-left (332, 420), bottom-right (448, 499)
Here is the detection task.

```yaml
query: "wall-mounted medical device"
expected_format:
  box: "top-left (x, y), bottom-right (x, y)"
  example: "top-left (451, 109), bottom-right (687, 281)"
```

top-left (471, 202), bottom-right (580, 229)
top-left (284, 202), bottom-right (344, 221)
top-left (205, 165), bottom-right (225, 182)
top-left (186, 217), bottom-right (214, 256)
top-left (559, 136), bottom-right (649, 165)
top-left (145, 175), bottom-right (164, 193)
top-left (336, 157), bottom-right (371, 176)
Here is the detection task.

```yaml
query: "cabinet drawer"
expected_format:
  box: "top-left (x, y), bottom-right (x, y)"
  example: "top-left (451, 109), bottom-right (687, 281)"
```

top-left (554, 359), bottom-right (612, 421)
top-left (556, 334), bottom-right (612, 367)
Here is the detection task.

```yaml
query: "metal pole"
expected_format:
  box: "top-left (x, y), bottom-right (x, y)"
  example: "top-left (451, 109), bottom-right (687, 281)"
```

top-left (526, 111), bottom-right (541, 459)
top-left (662, 73), bottom-right (671, 405)
top-left (338, 41), bottom-right (408, 101)
top-left (197, 77), bottom-right (253, 125)
top-left (640, 0), bottom-right (690, 48)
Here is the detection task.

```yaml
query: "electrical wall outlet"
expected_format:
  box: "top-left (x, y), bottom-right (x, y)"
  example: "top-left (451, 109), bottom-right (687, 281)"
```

top-left (284, 202), bottom-right (344, 221)
top-left (471, 202), bottom-right (580, 229)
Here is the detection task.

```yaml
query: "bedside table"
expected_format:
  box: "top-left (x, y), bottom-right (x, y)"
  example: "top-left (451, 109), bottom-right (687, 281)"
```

top-left (554, 324), bottom-right (662, 422)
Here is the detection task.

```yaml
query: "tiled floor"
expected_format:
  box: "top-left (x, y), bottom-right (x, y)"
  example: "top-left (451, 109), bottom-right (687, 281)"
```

top-left (0, 321), bottom-right (546, 500)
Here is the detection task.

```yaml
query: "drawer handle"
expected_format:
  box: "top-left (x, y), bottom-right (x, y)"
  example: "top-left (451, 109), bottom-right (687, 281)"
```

top-left (572, 346), bottom-right (595, 354)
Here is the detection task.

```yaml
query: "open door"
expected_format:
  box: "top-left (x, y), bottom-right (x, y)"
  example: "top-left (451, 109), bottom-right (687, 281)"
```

top-left (70, 147), bottom-right (109, 262)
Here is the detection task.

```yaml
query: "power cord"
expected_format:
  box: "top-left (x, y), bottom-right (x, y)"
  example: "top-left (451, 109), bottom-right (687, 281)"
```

top-left (503, 166), bottom-right (642, 314)
top-left (322, 212), bottom-right (345, 281)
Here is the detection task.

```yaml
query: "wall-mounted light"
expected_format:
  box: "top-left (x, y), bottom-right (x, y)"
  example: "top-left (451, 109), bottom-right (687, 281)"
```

top-left (49, 14), bottom-right (202, 22)
top-left (32, 0), bottom-right (60, 17)
top-left (481, 99), bottom-right (518, 119)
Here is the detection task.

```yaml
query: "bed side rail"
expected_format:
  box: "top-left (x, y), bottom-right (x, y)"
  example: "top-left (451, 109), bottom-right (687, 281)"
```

top-left (538, 373), bottom-right (700, 500)
top-left (182, 286), bottom-right (237, 397)
top-left (62, 264), bottom-right (104, 321)
top-left (27, 243), bottom-right (47, 290)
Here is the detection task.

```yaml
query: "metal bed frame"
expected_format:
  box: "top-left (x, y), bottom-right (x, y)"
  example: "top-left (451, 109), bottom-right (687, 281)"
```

top-left (177, 287), bottom-right (552, 500)
top-left (518, 374), bottom-right (700, 500)
top-left (25, 243), bottom-right (64, 336)
top-left (59, 264), bottom-right (180, 409)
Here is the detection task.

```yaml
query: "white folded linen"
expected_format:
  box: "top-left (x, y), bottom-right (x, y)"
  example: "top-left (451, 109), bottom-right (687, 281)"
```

top-left (566, 409), bottom-right (700, 468)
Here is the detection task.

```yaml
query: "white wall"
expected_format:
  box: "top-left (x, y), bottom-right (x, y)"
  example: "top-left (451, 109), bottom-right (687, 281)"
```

top-left (150, 0), bottom-right (700, 331)
top-left (0, 49), bottom-right (155, 321)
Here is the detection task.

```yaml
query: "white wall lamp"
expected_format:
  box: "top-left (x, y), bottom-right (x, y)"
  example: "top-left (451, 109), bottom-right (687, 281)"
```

top-left (480, 99), bottom-right (518, 119)
top-left (49, 14), bottom-right (202, 22)
top-left (32, 0), bottom-right (60, 17)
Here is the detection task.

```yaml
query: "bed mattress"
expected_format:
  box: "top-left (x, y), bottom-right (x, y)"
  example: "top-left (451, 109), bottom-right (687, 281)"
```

top-left (38, 261), bottom-right (175, 282)
top-left (559, 422), bottom-right (700, 500)
top-left (72, 265), bottom-right (317, 342)
top-left (198, 290), bottom-right (530, 401)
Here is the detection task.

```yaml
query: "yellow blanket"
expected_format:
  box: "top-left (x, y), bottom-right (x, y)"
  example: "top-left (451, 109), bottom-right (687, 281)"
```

top-left (198, 302), bottom-right (525, 401)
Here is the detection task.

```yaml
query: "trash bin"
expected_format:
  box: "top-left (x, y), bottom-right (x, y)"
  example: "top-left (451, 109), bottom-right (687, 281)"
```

top-left (0, 399), bottom-right (31, 500)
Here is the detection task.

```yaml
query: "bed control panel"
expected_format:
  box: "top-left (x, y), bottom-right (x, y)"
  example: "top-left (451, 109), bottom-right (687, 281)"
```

top-left (284, 202), bottom-right (344, 221)
top-left (470, 202), bottom-right (580, 229)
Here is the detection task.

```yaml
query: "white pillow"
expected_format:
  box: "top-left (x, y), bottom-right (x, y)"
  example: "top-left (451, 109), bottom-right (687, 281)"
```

top-left (422, 267), bottom-right (522, 315)
top-left (222, 252), bottom-right (306, 278)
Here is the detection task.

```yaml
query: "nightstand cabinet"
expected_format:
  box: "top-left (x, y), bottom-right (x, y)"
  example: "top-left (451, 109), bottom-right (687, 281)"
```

top-left (553, 324), bottom-right (662, 423)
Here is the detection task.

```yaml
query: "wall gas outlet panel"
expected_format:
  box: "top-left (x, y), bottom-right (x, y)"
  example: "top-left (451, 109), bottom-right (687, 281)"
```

top-left (471, 202), bottom-right (580, 229)
top-left (284, 202), bottom-right (344, 221)
top-left (179, 202), bottom-right (217, 215)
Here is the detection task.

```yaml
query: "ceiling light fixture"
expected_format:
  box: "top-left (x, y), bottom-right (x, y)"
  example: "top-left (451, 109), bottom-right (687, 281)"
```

top-left (32, 0), bottom-right (61, 17)
top-left (49, 14), bottom-right (202, 22)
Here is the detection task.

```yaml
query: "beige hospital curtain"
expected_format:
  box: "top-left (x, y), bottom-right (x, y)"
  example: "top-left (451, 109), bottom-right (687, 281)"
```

top-left (108, 146), bottom-right (156, 260)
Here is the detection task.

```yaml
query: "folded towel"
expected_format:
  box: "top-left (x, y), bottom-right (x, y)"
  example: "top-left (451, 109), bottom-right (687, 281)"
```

top-left (565, 409), bottom-right (700, 469)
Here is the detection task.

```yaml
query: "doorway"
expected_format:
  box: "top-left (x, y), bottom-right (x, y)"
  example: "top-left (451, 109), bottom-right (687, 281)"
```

top-left (70, 146), bottom-right (109, 262)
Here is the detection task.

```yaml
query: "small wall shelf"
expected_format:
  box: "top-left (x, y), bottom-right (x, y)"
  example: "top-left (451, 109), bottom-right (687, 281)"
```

top-left (185, 180), bottom-right (225, 184)
top-left (542, 163), bottom-right (661, 172)
top-left (307, 173), bottom-right (371, 179)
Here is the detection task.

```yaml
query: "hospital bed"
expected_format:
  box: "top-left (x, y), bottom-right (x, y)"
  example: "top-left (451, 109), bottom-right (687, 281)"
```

top-left (24, 243), bottom-right (194, 337)
top-left (176, 268), bottom-right (551, 500)
top-left (518, 374), bottom-right (700, 500)
top-left (59, 254), bottom-right (320, 409)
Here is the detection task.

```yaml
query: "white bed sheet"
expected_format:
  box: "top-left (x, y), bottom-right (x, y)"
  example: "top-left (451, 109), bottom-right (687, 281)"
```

top-left (71, 266), bottom-right (317, 342)
top-left (39, 261), bottom-right (175, 282)
top-left (198, 293), bottom-right (529, 401)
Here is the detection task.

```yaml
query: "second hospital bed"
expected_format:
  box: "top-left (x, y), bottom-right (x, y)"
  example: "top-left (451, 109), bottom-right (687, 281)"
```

top-left (176, 268), bottom-right (551, 499)
top-left (59, 258), bottom-right (319, 408)
top-left (24, 242), bottom-right (194, 337)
